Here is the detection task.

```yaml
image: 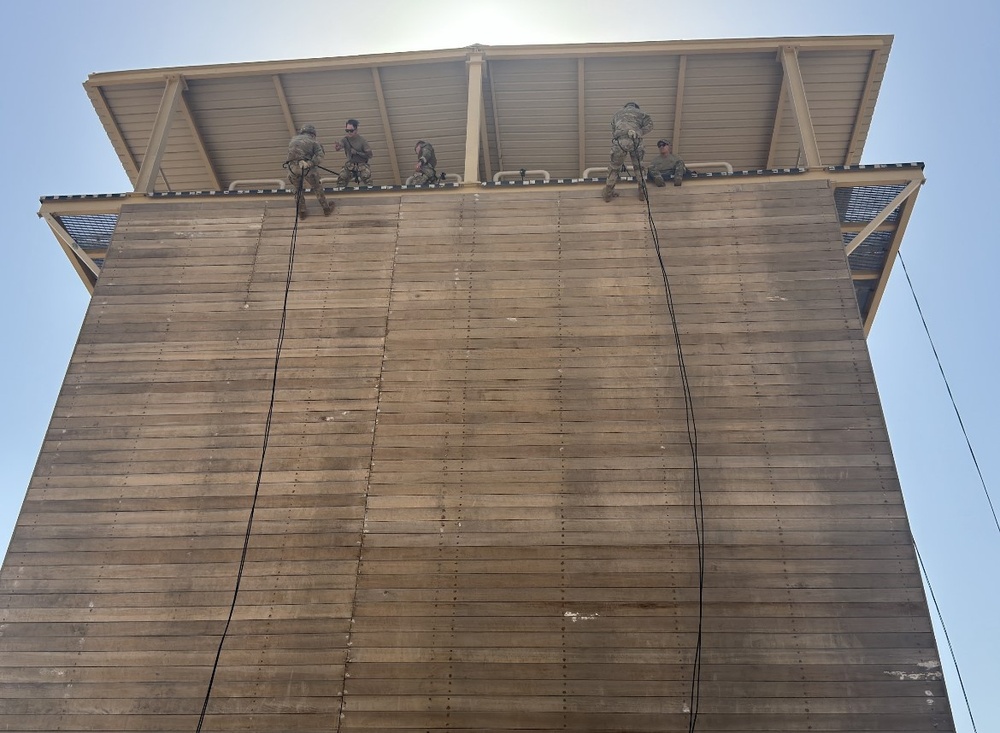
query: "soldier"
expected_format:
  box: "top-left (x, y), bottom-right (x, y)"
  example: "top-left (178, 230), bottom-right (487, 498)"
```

top-left (602, 101), bottom-right (653, 202)
top-left (647, 139), bottom-right (686, 187)
top-left (406, 140), bottom-right (438, 185)
top-left (285, 124), bottom-right (333, 218)
top-left (333, 119), bottom-right (374, 187)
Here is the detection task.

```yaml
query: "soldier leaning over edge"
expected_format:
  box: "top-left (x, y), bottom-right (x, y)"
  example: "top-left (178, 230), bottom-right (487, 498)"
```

top-left (285, 124), bottom-right (334, 219)
top-left (602, 101), bottom-right (653, 202)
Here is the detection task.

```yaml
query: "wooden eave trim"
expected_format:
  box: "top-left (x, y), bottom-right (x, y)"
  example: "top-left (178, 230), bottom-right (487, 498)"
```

top-left (372, 67), bottom-right (401, 185)
top-left (87, 84), bottom-right (140, 185)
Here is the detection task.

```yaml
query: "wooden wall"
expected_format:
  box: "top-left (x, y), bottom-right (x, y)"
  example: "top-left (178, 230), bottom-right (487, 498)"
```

top-left (0, 182), bottom-right (954, 732)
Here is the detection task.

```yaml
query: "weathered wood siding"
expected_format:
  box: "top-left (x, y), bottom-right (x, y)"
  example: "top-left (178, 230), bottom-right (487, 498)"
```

top-left (1, 181), bottom-right (953, 732)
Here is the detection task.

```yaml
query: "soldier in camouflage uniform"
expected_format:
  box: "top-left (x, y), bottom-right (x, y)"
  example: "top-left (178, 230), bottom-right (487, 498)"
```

top-left (406, 140), bottom-right (438, 185)
top-left (647, 139), bottom-right (687, 187)
top-left (333, 119), bottom-right (374, 187)
top-left (285, 124), bottom-right (333, 218)
top-left (602, 102), bottom-right (654, 202)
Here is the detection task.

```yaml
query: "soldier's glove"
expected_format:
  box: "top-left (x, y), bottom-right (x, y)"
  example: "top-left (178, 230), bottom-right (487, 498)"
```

top-left (299, 160), bottom-right (312, 171)
top-left (627, 129), bottom-right (639, 140)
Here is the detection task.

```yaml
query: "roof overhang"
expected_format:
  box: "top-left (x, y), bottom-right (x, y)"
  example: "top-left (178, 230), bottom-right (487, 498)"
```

top-left (81, 35), bottom-right (894, 193)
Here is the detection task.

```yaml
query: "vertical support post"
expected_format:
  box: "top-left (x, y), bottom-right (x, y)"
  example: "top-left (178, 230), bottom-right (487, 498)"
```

top-left (672, 55), bottom-right (686, 152)
top-left (463, 51), bottom-right (485, 185)
top-left (778, 46), bottom-right (822, 168)
top-left (577, 58), bottom-right (586, 176)
top-left (136, 75), bottom-right (184, 193)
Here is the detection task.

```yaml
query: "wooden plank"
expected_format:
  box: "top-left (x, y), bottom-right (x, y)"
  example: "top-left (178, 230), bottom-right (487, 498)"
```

top-left (1, 183), bottom-right (949, 733)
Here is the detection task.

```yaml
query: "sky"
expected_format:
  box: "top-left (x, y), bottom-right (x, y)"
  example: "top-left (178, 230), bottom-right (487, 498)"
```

top-left (1, 1), bottom-right (996, 730)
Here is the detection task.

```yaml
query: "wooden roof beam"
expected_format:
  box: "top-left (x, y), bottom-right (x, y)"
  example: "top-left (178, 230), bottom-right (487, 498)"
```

top-left (672, 55), bottom-right (686, 152)
top-left (272, 75), bottom-right (297, 137)
top-left (844, 50), bottom-right (881, 166)
top-left (372, 68), bottom-right (402, 185)
top-left (135, 75), bottom-right (184, 193)
top-left (863, 182), bottom-right (923, 335)
top-left (845, 177), bottom-right (923, 256)
top-left (778, 46), bottom-right (822, 168)
top-left (178, 82), bottom-right (221, 191)
top-left (765, 75), bottom-right (788, 169)
top-left (40, 212), bottom-right (99, 292)
top-left (487, 61), bottom-right (504, 173)
top-left (464, 52), bottom-right (485, 185)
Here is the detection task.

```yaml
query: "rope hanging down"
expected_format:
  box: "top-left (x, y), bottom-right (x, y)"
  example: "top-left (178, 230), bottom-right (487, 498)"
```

top-left (636, 172), bottom-right (706, 733)
top-left (195, 182), bottom-right (306, 732)
top-left (899, 254), bottom-right (999, 535)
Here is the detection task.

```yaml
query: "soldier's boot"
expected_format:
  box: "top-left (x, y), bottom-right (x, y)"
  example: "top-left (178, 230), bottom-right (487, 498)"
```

top-left (322, 202), bottom-right (334, 216)
top-left (653, 176), bottom-right (666, 188)
top-left (673, 175), bottom-right (683, 187)
top-left (298, 206), bottom-right (309, 219)
top-left (602, 185), bottom-right (618, 203)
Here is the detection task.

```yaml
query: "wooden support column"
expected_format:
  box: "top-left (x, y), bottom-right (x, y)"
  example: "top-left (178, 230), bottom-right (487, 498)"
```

top-left (372, 68), bottom-right (401, 185)
top-left (577, 58), bottom-right (586, 176)
top-left (463, 52), bottom-right (485, 185)
top-left (136, 75), bottom-right (184, 193)
top-left (765, 79), bottom-right (788, 168)
top-left (40, 212), bottom-right (100, 292)
top-left (778, 46), bottom-right (822, 168)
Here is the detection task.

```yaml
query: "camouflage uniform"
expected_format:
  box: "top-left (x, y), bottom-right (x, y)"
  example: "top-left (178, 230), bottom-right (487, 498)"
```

top-left (648, 149), bottom-right (687, 187)
top-left (407, 141), bottom-right (438, 185)
top-left (337, 133), bottom-right (374, 187)
top-left (285, 126), bottom-right (332, 218)
top-left (603, 103), bottom-right (654, 201)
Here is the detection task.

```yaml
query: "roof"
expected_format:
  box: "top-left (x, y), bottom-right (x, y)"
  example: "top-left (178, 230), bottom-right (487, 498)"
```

top-left (82, 35), bottom-right (894, 190)
top-left (37, 36), bottom-right (924, 336)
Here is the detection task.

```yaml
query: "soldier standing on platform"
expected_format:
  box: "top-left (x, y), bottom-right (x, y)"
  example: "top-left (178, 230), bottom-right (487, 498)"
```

top-left (602, 101), bottom-right (653, 202)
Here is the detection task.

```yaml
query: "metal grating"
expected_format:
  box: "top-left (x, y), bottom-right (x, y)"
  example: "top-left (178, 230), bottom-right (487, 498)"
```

top-left (845, 229), bottom-right (894, 271)
top-left (57, 214), bottom-right (118, 250)
top-left (834, 184), bottom-right (904, 223)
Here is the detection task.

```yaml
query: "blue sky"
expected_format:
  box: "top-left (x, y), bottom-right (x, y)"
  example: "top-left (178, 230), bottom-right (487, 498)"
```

top-left (1, 2), bottom-right (996, 730)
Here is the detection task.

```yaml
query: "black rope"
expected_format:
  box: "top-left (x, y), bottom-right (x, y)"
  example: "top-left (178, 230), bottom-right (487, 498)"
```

top-left (898, 254), bottom-right (999, 535)
top-left (194, 176), bottom-right (305, 732)
top-left (636, 171), bottom-right (706, 733)
top-left (913, 543), bottom-right (979, 733)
